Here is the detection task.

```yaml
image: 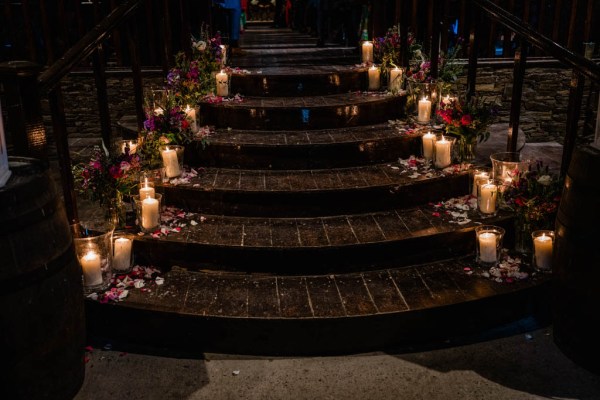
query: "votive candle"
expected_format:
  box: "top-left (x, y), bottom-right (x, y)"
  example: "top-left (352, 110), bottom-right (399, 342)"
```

top-left (418, 96), bottom-right (432, 123)
top-left (478, 181), bottom-right (498, 215)
top-left (80, 249), bottom-right (103, 286)
top-left (368, 65), bottom-right (381, 90)
top-left (478, 232), bottom-right (498, 263)
top-left (434, 136), bottom-right (452, 168)
top-left (113, 237), bottom-right (132, 271)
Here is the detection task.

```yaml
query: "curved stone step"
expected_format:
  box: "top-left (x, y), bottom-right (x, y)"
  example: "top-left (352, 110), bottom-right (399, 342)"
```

top-left (199, 93), bottom-right (406, 130)
top-left (157, 162), bottom-right (470, 217)
top-left (85, 259), bottom-right (551, 355)
top-left (230, 66), bottom-right (368, 96)
top-left (130, 203), bottom-right (516, 274)
top-left (188, 123), bottom-right (426, 169)
top-left (231, 46), bottom-right (360, 68)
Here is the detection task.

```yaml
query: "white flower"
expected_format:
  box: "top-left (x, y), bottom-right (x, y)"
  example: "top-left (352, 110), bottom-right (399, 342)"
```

top-left (537, 175), bottom-right (552, 186)
top-left (194, 40), bottom-right (207, 52)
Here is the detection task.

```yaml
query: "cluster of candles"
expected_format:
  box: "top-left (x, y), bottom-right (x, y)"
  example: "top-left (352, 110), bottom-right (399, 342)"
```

top-left (79, 233), bottom-right (133, 289)
top-left (420, 131), bottom-right (454, 169)
top-left (362, 41), bottom-right (403, 93)
top-left (138, 177), bottom-right (161, 232)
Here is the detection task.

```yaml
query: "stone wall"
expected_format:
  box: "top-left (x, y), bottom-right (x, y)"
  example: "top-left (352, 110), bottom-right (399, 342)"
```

top-left (46, 63), bottom-right (598, 146)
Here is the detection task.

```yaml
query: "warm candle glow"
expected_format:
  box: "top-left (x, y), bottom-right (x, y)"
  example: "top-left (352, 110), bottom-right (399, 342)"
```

top-left (418, 96), bottom-right (432, 123)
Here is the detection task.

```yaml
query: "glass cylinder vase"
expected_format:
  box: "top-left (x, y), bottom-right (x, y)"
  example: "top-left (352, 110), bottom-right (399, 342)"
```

top-left (72, 220), bottom-right (115, 293)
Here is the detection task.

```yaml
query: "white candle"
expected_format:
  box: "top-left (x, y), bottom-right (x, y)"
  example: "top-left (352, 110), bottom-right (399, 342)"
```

top-left (478, 232), bottom-right (498, 263)
top-left (472, 170), bottom-right (491, 196)
top-left (141, 196), bottom-right (159, 230)
top-left (161, 147), bottom-right (181, 178)
top-left (422, 131), bottom-right (436, 162)
top-left (121, 140), bottom-right (137, 155)
top-left (478, 182), bottom-right (498, 214)
top-left (216, 70), bottom-right (229, 97)
top-left (534, 234), bottom-right (553, 270)
top-left (153, 107), bottom-right (164, 116)
top-left (80, 249), bottom-right (103, 286)
top-left (113, 237), bottom-right (132, 271)
top-left (220, 44), bottom-right (227, 66)
top-left (139, 178), bottom-right (155, 199)
top-left (368, 65), bottom-right (380, 90)
top-left (418, 96), bottom-right (432, 123)
top-left (388, 67), bottom-right (402, 93)
top-left (434, 136), bottom-right (452, 168)
top-left (362, 41), bottom-right (373, 64)
top-left (185, 105), bottom-right (197, 133)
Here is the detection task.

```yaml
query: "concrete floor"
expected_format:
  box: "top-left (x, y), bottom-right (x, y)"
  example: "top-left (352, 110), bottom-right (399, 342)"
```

top-left (74, 321), bottom-right (600, 400)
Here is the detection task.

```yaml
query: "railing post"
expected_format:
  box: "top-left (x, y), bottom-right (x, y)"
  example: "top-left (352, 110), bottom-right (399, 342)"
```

top-left (466, 9), bottom-right (479, 102)
top-left (0, 61), bottom-right (48, 163)
top-left (48, 86), bottom-right (79, 225)
top-left (561, 43), bottom-right (593, 179)
top-left (399, 0), bottom-right (410, 67)
top-left (91, 44), bottom-right (113, 152)
top-left (127, 13), bottom-right (145, 134)
top-left (507, 40), bottom-right (527, 153)
top-left (161, 0), bottom-right (173, 75)
top-left (429, 0), bottom-right (441, 80)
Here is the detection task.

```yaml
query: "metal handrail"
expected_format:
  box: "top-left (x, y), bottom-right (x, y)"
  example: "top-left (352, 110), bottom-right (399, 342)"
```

top-left (38, 0), bottom-right (143, 93)
top-left (473, 0), bottom-right (600, 83)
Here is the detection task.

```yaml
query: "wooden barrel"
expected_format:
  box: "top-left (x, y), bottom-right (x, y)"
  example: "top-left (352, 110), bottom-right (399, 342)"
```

top-left (0, 157), bottom-right (85, 399)
top-left (553, 145), bottom-right (600, 374)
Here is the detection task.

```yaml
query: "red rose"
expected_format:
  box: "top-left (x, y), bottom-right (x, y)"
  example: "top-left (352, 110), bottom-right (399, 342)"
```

top-left (461, 114), bottom-right (473, 126)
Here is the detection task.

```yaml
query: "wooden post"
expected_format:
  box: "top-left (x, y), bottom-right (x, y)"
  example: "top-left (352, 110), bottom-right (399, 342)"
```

top-left (507, 40), bottom-right (527, 153)
top-left (0, 102), bottom-right (11, 188)
top-left (567, 0), bottom-right (579, 50)
top-left (21, 0), bottom-right (37, 62)
top-left (429, 0), bottom-right (441, 80)
top-left (466, 9), bottom-right (479, 102)
top-left (161, 0), bottom-right (173, 75)
top-left (127, 15), bottom-right (146, 133)
top-left (91, 44), bottom-right (113, 152)
top-left (562, 72), bottom-right (585, 179)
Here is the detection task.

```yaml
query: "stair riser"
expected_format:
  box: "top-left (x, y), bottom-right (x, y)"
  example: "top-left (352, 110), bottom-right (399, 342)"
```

top-left (159, 174), bottom-right (470, 217)
top-left (201, 97), bottom-right (406, 130)
top-left (231, 72), bottom-right (367, 97)
top-left (187, 136), bottom-right (421, 169)
top-left (85, 283), bottom-right (550, 356)
top-left (132, 219), bottom-right (514, 274)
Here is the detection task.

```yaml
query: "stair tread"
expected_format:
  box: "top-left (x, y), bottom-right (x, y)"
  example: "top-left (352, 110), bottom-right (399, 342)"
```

top-left (232, 65), bottom-right (364, 75)
top-left (205, 123), bottom-right (423, 146)
top-left (89, 257), bottom-right (549, 319)
top-left (163, 161), bottom-right (468, 192)
top-left (203, 92), bottom-right (401, 108)
top-left (133, 199), bottom-right (511, 249)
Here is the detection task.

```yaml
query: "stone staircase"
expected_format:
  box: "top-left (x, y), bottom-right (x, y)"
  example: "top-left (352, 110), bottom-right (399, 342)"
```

top-left (86, 27), bottom-right (551, 356)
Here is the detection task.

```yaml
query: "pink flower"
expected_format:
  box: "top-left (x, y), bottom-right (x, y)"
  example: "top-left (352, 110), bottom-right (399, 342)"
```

top-left (461, 114), bottom-right (473, 126)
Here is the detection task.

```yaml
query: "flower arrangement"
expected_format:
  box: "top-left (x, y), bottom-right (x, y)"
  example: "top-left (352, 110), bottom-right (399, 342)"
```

top-left (437, 96), bottom-right (499, 142)
top-left (373, 24), bottom-right (402, 72)
top-left (500, 160), bottom-right (563, 234)
top-left (165, 28), bottom-right (223, 106)
top-left (72, 145), bottom-right (141, 213)
top-left (138, 92), bottom-right (195, 170)
top-left (406, 36), bottom-right (464, 84)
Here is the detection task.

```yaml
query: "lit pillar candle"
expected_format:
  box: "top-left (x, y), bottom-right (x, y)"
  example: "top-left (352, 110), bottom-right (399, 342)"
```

top-left (161, 147), bottom-right (180, 178)
top-left (478, 181), bottom-right (498, 214)
top-left (113, 237), bottom-right (132, 271)
top-left (434, 136), bottom-right (452, 168)
top-left (121, 140), bottom-right (137, 155)
top-left (185, 105), bottom-right (197, 133)
top-left (362, 41), bottom-right (373, 64)
top-left (534, 233), bottom-right (553, 270)
top-left (139, 178), bottom-right (155, 199)
top-left (478, 232), bottom-right (498, 263)
top-left (80, 249), bottom-right (103, 286)
top-left (220, 44), bottom-right (227, 66)
top-left (418, 96), bottom-right (432, 123)
top-left (422, 131), bottom-right (436, 162)
top-left (216, 70), bottom-right (229, 97)
top-left (141, 196), bottom-right (159, 230)
top-left (368, 65), bottom-right (380, 90)
top-left (472, 170), bottom-right (491, 196)
top-left (388, 67), bottom-right (402, 93)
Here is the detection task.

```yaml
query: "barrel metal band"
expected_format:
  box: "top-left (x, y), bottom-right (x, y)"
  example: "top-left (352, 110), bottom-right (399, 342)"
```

top-left (0, 196), bottom-right (62, 235)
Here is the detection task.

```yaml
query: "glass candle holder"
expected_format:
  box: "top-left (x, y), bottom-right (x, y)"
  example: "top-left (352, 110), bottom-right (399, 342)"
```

top-left (433, 135), bottom-right (455, 168)
top-left (406, 79), bottom-right (441, 124)
top-left (133, 193), bottom-right (163, 233)
top-left (471, 167), bottom-right (491, 197)
top-left (477, 179), bottom-right (498, 217)
top-left (114, 139), bottom-right (138, 156)
top-left (387, 67), bottom-right (403, 94)
top-left (531, 230), bottom-right (555, 271)
top-left (421, 131), bottom-right (437, 163)
top-left (112, 233), bottom-right (133, 274)
top-left (72, 220), bottom-right (115, 292)
top-left (490, 152), bottom-right (531, 182)
top-left (475, 225), bottom-right (505, 266)
top-left (138, 179), bottom-right (155, 199)
top-left (159, 145), bottom-right (184, 179)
